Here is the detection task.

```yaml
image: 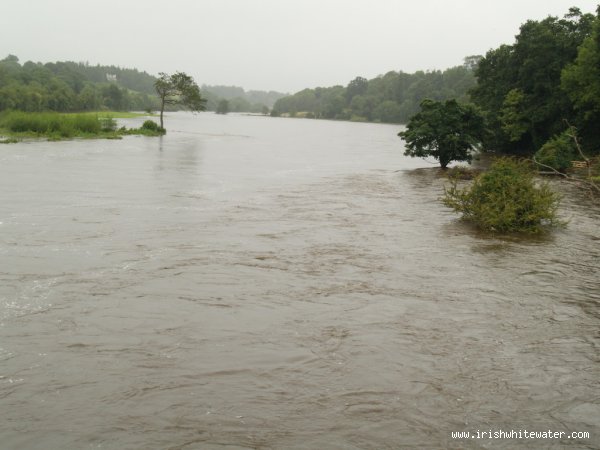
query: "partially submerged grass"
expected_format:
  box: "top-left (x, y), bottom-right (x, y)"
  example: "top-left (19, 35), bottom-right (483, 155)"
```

top-left (69, 111), bottom-right (157, 119)
top-left (0, 111), bottom-right (163, 142)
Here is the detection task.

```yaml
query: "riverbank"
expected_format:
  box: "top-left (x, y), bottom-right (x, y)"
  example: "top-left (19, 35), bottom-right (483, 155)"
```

top-left (0, 111), bottom-right (163, 142)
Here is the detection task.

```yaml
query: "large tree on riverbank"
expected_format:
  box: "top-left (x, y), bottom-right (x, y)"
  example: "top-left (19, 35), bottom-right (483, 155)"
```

top-left (154, 72), bottom-right (206, 130)
top-left (470, 7), bottom-right (595, 155)
top-left (399, 99), bottom-right (485, 169)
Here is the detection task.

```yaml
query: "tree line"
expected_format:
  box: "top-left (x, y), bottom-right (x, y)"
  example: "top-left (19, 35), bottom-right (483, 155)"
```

top-left (471, 6), bottom-right (600, 157)
top-left (0, 55), bottom-right (157, 112)
top-left (401, 5), bottom-right (600, 167)
top-left (270, 63), bottom-right (478, 123)
top-left (200, 85), bottom-right (286, 114)
top-left (274, 5), bottom-right (600, 161)
top-left (0, 55), bottom-right (286, 114)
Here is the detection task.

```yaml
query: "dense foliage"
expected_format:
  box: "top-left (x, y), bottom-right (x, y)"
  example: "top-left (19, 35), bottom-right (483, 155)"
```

top-left (0, 55), bottom-right (157, 112)
top-left (443, 158), bottom-right (562, 233)
top-left (271, 62), bottom-right (478, 123)
top-left (470, 7), bottom-right (598, 156)
top-left (534, 131), bottom-right (577, 172)
top-left (0, 55), bottom-right (284, 115)
top-left (561, 8), bottom-right (600, 154)
top-left (399, 99), bottom-right (484, 168)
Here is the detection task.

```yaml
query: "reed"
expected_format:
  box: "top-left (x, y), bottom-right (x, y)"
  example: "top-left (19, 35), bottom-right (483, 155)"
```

top-left (0, 111), bottom-right (101, 137)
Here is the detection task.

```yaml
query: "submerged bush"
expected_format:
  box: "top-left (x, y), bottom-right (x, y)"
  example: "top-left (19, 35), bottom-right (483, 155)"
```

top-left (141, 120), bottom-right (159, 131)
top-left (99, 116), bottom-right (117, 132)
top-left (535, 132), bottom-right (577, 172)
top-left (443, 158), bottom-right (562, 233)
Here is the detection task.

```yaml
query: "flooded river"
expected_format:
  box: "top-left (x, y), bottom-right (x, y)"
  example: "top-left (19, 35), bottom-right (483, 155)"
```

top-left (1, 113), bottom-right (599, 449)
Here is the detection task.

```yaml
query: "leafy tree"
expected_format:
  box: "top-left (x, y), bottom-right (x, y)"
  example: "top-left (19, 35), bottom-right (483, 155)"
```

top-left (471, 8), bottom-right (595, 155)
top-left (398, 99), bottom-right (485, 168)
top-left (534, 131), bottom-right (577, 172)
top-left (346, 76), bottom-right (368, 102)
top-left (373, 100), bottom-right (402, 123)
top-left (499, 88), bottom-right (530, 142)
top-left (101, 83), bottom-right (128, 111)
top-left (154, 72), bottom-right (206, 129)
top-left (561, 7), bottom-right (600, 153)
top-left (463, 55), bottom-right (483, 71)
top-left (216, 99), bottom-right (229, 114)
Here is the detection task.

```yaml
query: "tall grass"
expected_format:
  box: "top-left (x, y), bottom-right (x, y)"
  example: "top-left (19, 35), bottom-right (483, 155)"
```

top-left (0, 111), bottom-right (102, 137)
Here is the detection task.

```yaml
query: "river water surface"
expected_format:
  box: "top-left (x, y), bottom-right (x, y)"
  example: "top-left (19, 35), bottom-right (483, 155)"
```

top-left (1, 113), bottom-right (599, 449)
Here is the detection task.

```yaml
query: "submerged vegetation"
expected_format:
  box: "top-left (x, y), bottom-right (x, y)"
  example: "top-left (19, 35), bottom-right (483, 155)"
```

top-left (443, 159), bottom-right (562, 233)
top-left (394, 5), bottom-right (600, 209)
top-left (0, 111), bottom-right (164, 141)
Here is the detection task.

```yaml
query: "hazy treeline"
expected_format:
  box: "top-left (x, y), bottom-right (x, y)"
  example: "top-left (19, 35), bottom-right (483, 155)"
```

top-left (200, 85), bottom-right (287, 114)
top-left (0, 56), bottom-right (158, 112)
top-left (270, 61), bottom-right (478, 123)
top-left (471, 6), bottom-right (600, 156)
top-left (0, 55), bottom-right (286, 114)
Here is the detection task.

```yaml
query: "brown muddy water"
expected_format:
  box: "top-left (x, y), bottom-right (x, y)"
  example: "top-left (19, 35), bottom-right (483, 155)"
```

top-left (0, 113), bottom-right (599, 449)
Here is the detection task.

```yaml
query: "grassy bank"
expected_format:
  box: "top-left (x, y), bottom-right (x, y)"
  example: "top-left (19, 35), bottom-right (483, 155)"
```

top-left (69, 111), bottom-right (157, 119)
top-left (0, 111), bottom-right (163, 142)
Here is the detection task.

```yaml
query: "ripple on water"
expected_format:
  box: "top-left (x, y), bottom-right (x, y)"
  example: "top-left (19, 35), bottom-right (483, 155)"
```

top-left (0, 114), bottom-right (598, 449)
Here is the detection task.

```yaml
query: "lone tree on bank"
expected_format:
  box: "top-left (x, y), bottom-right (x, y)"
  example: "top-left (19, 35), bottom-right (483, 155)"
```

top-left (154, 72), bottom-right (206, 130)
top-left (399, 99), bottom-right (485, 168)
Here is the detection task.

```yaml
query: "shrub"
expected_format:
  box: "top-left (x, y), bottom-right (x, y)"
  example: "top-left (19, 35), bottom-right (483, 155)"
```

top-left (445, 166), bottom-right (481, 180)
top-left (99, 116), bottom-right (117, 132)
top-left (443, 158), bottom-right (562, 233)
top-left (72, 114), bottom-right (101, 134)
top-left (534, 132), bottom-right (577, 172)
top-left (141, 120), bottom-right (159, 131)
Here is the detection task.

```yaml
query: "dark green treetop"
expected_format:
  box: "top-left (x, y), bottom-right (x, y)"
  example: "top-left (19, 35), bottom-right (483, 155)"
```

top-left (470, 7), bottom-right (595, 155)
top-left (561, 7), bottom-right (600, 153)
top-left (398, 99), bottom-right (485, 169)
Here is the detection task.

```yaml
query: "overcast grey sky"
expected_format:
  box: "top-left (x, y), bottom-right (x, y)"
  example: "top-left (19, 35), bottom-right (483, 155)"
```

top-left (1, 0), bottom-right (598, 93)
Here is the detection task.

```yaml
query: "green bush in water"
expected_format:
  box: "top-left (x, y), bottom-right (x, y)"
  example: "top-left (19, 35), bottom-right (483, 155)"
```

top-left (534, 132), bottom-right (577, 172)
top-left (443, 158), bottom-right (562, 233)
top-left (141, 120), bottom-right (159, 131)
top-left (99, 116), bottom-right (117, 132)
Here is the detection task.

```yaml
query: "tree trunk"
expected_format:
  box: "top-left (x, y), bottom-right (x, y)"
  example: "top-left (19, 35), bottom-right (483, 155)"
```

top-left (159, 95), bottom-right (165, 130)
